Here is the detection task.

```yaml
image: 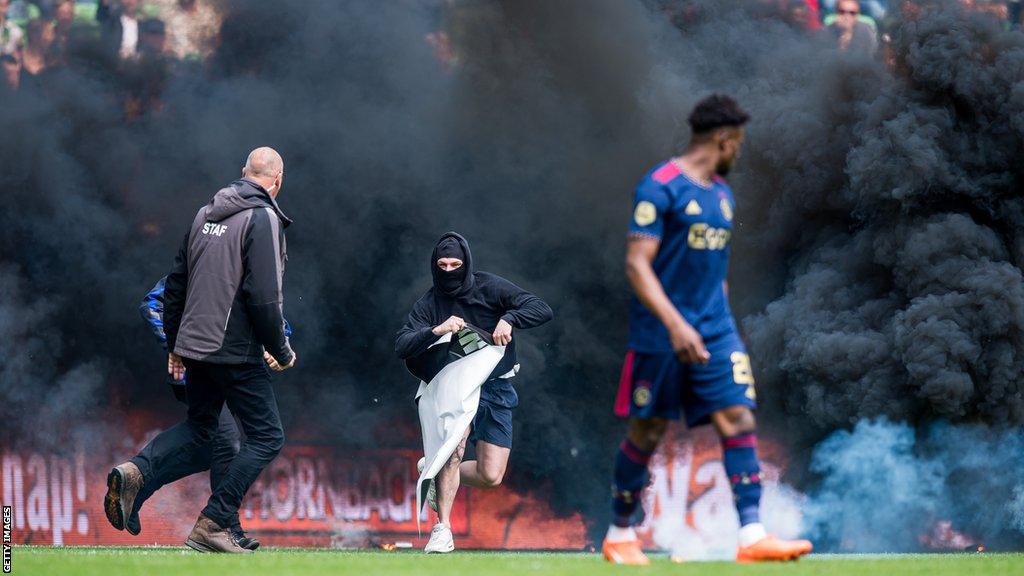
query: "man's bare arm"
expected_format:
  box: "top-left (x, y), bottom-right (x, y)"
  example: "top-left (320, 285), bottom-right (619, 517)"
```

top-left (626, 237), bottom-right (709, 363)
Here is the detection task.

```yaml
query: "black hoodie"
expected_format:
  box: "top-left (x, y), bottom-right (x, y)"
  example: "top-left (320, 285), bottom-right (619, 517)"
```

top-left (395, 232), bottom-right (553, 384)
top-left (164, 179), bottom-right (294, 366)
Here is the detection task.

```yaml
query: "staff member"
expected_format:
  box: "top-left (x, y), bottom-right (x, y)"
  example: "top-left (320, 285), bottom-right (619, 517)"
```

top-left (102, 276), bottom-right (293, 550)
top-left (105, 147), bottom-right (296, 554)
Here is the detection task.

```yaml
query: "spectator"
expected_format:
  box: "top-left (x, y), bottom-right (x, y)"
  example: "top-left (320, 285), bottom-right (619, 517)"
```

top-left (98, 0), bottom-right (142, 60)
top-left (898, 0), bottom-right (924, 20)
top-left (21, 18), bottom-right (55, 78)
top-left (797, 0), bottom-right (823, 30)
top-left (784, 0), bottom-right (814, 31)
top-left (0, 0), bottom-right (24, 57)
top-left (425, 30), bottom-right (455, 70)
top-left (827, 0), bottom-right (878, 55)
top-left (53, 0), bottom-right (74, 53)
top-left (120, 18), bottom-right (172, 118)
top-left (822, 0), bottom-right (889, 21)
top-left (0, 51), bottom-right (19, 92)
top-left (969, 0), bottom-right (1010, 24)
top-left (149, 0), bottom-right (220, 61)
top-left (663, 0), bottom-right (704, 29)
top-left (138, 17), bottom-right (166, 57)
top-left (6, 0), bottom-right (39, 28)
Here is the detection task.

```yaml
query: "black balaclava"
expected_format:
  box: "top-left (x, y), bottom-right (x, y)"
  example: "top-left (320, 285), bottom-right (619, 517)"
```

top-left (431, 232), bottom-right (473, 297)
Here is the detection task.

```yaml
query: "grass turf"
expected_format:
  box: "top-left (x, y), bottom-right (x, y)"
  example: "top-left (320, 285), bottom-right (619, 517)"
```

top-left (11, 547), bottom-right (1022, 576)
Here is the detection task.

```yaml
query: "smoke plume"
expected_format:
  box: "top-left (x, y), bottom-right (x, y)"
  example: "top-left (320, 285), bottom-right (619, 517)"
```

top-left (804, 420), bottom-right (1024, 551)
top-left (735, 2), bottom-right (1024, 549)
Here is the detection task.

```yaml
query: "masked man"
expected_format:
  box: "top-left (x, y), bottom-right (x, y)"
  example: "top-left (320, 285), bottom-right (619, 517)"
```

top-left (396, 232), bottom-right (553, 553)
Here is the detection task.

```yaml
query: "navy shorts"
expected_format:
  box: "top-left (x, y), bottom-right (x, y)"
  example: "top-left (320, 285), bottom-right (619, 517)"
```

top-left (614, 330), bottom-right (756, 427)
top-left (469, 378), bottom-right (517, 449)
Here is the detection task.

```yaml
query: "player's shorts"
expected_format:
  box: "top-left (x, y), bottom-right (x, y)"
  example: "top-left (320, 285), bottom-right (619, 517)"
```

top-left (614, 330), bottom-right (756, 428)
top-left (469, 378), bottom-right (517, 449)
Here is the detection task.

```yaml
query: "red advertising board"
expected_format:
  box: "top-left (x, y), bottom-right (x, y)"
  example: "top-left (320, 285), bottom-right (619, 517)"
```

top-left (1, 417), bottom-right (798, 554)
top-left (0, 444), bottom-right (588, 549)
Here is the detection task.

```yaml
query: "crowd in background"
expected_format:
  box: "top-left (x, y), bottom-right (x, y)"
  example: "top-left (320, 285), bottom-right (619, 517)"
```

top-left (0, 0), bottom-right (219, 96)
top-left (1, 1), bottom-right (1022, 106)
top-left (659, 0), bottom-right (1024, 56)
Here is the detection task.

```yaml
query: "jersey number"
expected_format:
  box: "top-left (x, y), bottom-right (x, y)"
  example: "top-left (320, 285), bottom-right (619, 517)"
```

top-left (730, 351), bottom-right (756, 400)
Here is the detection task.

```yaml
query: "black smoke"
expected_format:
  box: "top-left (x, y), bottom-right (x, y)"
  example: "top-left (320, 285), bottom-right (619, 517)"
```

top-left (2, 0), bottom-right (1024, 551)
top-left (738, 2), bottom-right (1024, 550)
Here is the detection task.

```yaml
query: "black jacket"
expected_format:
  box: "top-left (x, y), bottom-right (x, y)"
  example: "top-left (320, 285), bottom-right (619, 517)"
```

top-left (96, 1), bottom-right (136, 60)
top-left (164, 179), bottom-right (294, 366)
top-left (395, 232), bottom-right (553, 379)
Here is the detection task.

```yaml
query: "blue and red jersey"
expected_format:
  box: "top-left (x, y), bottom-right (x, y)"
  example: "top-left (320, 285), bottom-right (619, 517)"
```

top-left (626, 160), bottom-right (738, 353)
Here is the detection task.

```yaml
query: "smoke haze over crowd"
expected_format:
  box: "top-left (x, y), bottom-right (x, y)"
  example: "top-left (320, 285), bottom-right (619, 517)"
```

top-left (2, 0), bottom-right (1024, 550)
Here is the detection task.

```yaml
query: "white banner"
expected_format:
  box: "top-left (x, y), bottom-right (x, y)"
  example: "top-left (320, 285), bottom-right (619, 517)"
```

top-left (412, 332), bottom-right (505, 532)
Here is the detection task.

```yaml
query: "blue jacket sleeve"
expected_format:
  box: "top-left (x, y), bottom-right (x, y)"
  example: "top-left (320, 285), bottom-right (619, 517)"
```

top-left (139, 277), bottom-right (168, 349)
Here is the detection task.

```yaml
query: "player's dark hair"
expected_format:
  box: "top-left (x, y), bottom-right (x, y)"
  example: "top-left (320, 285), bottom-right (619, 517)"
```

top-left (688, 94), bottom-right (750, 136)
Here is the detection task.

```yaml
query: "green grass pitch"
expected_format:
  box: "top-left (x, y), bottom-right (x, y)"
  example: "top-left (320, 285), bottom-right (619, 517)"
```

top-left (12, 547), bottom-right (1022, 576)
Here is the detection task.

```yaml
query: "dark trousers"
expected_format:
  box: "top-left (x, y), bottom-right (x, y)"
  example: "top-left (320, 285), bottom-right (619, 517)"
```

top-left (130, 403), bottom-right (242, 529)
top-left (130, 361), bottom-right (285, 529)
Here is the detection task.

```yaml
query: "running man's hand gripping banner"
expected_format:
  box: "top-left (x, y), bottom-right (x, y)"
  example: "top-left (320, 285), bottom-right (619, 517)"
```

top-left (406, 327), bottom-right (506, 533)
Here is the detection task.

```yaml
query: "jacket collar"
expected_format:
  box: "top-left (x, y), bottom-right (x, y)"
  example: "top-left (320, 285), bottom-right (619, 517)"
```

top-left (236, 178), bottom-right (293, 228)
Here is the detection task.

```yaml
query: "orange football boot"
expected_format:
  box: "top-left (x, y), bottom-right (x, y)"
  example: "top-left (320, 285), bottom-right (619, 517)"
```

top-left (602, 538), bottom-right (651, 566)
top-left (736, 535), bottom-right (813, 563)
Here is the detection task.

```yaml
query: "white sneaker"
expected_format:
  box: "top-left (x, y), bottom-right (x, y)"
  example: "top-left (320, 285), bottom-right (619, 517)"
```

top-left (417, 457), bottom-right (438, 512)
top-left (424, 522), bottom-right (454, 553)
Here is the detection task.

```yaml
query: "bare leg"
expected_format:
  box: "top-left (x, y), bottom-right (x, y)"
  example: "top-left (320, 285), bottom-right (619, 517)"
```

top-left (459, 440), bottom-right (510, 488)
top-left (435, 427), bottom-right (469, 527)
top-left (626, 416), bottom-right (669, 452)
top-left (710, 405), bottom-right (756, 437)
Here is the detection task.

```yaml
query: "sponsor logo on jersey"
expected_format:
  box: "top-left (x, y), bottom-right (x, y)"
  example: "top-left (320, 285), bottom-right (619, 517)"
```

top-left (634, 201), bottom-right (657, 226)
top-left (720, 198), bottom-right (733, 222)
top-left (687, 223), bottom-right (731, 250)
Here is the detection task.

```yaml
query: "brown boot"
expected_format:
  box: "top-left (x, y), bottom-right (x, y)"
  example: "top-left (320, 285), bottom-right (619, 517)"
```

top-left (104, 462), bottom-right (143, 532)
top-left (185, 515), bottom-right (252, 554)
